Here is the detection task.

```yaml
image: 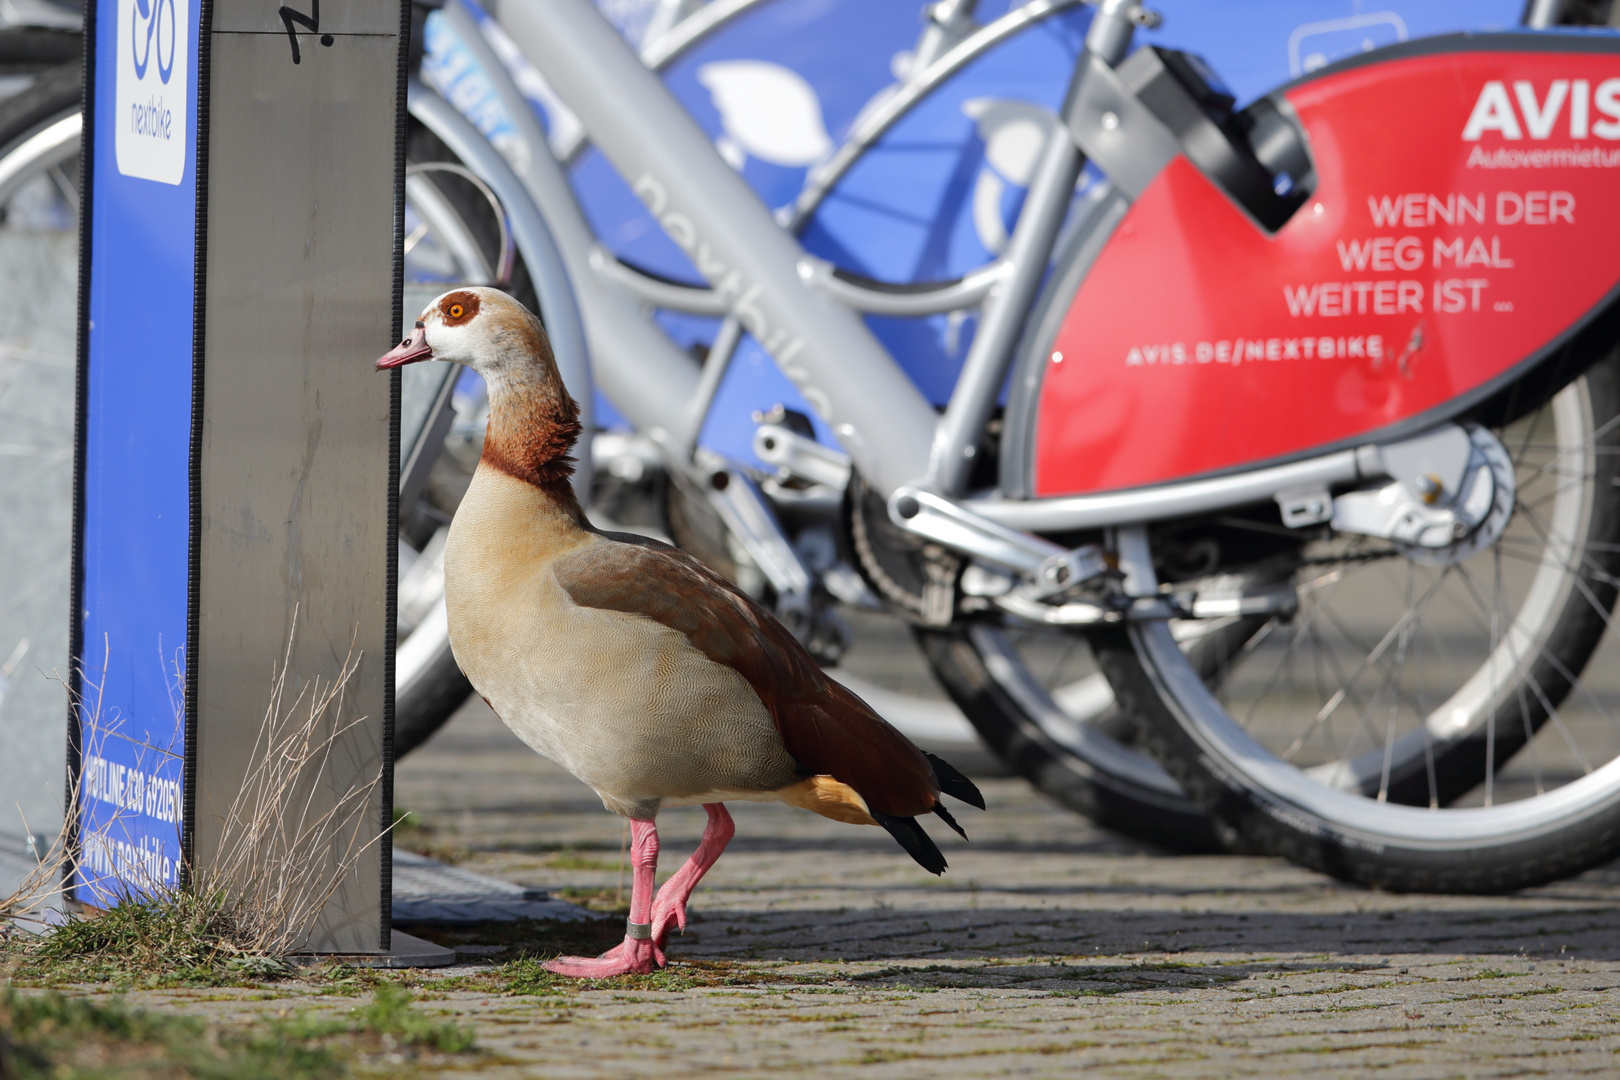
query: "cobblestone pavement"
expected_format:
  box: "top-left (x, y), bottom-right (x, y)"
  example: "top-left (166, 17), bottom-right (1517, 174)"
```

top-left (363, 696), bottom-right (1620, 1078)
top-left (96, 693), bottom-right (1620, 1078)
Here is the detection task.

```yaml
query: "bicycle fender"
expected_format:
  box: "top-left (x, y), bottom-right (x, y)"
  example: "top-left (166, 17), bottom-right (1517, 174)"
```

top-left (1022, 32), bottom-right (1620, 501)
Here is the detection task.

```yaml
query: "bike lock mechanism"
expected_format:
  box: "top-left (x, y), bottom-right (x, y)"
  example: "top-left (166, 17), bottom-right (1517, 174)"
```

top-left (1276, 424), bottom-right (1515, 563)
top-left (1063, 0), bottom-right (1314, 226)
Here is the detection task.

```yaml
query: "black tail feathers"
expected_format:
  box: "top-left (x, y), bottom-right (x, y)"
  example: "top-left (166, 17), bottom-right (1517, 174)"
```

top-left (932, 801), bottom-right (968, 841)
top-left (925, 751), bottom-right (985, 810)
top-left (871, 752), bottom-right (982, 874)
top-left (873, 812), bottom-right (947, 875)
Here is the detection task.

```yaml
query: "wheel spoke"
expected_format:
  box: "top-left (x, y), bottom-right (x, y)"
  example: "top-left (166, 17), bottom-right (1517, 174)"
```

top-left (1511, 498), bottom-right (1620, 612)
top-left (1520, 471), bottom-right (1595, 514)
top-left (0, 446), bottom-right (68, 500)
top-left (1514, 411), bottom-right (1620, 489)
top-left (1284, 567), bottom-right (1451, 766)
top-left (1453, 545), bottom-right (1601, 787)
top-left (1376, 563), bottom-right (1422, 802)
top-left (1243, 592), bottom-right (1336, 736)
top-left (48, 163), bottom-right (78, 215)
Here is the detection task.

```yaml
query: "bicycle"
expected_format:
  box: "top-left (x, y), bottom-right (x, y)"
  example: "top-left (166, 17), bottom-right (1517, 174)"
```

top-left (404, 0), bottom-right (1620, 889)
top-left (402, 0), bottom-right (1562, 854)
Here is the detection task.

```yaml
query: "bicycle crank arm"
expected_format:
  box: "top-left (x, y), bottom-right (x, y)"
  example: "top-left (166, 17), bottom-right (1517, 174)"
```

top-left (887, 485), bottom-right (1108, 595)
top-left (700, 465), bottom-right (811, 600)
top-left (754, 423), bottom-right (852, 492)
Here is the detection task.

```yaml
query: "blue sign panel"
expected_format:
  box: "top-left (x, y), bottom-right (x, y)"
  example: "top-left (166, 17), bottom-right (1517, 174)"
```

top-left (74, 0), bottom-right (198, 903)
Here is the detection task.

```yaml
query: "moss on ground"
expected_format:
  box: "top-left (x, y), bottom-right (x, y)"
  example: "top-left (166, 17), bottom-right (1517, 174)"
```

top-left (0, 983), bottom-right (474, 1078)
top-left (2, 892), bottom-right (291, 990)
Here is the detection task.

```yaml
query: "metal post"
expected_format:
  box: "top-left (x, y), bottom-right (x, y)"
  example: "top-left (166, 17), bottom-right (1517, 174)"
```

top-left (1524, 0), bottom-right (1566, 28)
top-left (75, 0), bottom-right (406, 955)
top-left (1085, 0), bottom-right (1138, 64)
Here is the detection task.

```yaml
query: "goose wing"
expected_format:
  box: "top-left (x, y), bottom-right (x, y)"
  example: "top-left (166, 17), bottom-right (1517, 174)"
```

top-left (552, 532), bottom-right (940, 818)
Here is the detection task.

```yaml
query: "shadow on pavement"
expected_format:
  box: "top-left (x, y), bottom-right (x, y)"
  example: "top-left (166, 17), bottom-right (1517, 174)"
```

top-left (672, 902), bottom-right (1620, 965)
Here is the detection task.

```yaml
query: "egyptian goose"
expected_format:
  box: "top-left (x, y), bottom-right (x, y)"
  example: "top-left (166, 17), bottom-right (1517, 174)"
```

top-left (377, 288), bottom-right (983, 978)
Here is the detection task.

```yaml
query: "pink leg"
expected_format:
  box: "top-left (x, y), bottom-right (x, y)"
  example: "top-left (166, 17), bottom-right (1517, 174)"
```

top-left (649, 803), bottom-right (734, 947)
top-left (544, 818), bottom-right (662, 977)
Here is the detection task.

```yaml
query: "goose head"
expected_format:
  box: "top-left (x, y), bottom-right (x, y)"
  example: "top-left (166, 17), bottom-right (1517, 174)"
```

top-left (377, 287), bottom-right (560, 387)
top-left (377, 286), bottom-right (581, 487)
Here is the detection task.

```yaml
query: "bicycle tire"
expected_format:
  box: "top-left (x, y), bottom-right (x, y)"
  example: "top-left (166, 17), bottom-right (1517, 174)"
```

top-left (0, 29), bottom-right (79, 72)
top-left (0, 57), bottom-right (85, 840)
top-left (0, 52), bottom-right (76, 140)
top-left (915, 626), bottom-right (1231, 852)
top-left (394, 596), bottom-right (472, 758)
top-left (1097, 351), bottom-right (1620, 892)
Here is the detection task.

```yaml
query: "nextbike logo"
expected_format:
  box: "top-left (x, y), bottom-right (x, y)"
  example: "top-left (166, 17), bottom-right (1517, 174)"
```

top-left (1462, 79), bottom-right (1620, 142)
top-left (115, 0), bottom-right (188, 184)
top-left (132, 0), bottom-right (177, 82)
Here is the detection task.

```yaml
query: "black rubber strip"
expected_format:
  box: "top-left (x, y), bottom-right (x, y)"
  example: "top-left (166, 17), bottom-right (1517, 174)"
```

top-left (66, 0), bottom-right (98, 907)
top-left (1272, 30), bottom-right (1620, 97)
top-left (379, 0), bottom-right (411, 953)
top-left (184, 0), bottom-right (215, 885)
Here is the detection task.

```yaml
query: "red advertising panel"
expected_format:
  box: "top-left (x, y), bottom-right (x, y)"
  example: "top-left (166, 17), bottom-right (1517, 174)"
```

top-left (1035, 43), bottom-right (1620, 498)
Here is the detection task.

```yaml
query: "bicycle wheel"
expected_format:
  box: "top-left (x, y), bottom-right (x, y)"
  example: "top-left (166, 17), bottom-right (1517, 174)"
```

top-left (841, 470), bottom-right (1224, 850)
top-left (916, 624), bottom-right (1230, 851)
top-left (1098, 350), bottom-right (1620, 891)
top-left (0, 58), bottom-right (84, 845)
top-left (392, 117), bottom-right (554, 757)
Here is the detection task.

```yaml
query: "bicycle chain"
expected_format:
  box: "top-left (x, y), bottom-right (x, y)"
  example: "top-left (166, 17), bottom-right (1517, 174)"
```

top-left (1295, 546), bottom-right (1402, 569)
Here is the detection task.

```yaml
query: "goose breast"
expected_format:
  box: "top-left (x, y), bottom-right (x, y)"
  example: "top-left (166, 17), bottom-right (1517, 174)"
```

top-left (444, 468), bottom-right (801, 817)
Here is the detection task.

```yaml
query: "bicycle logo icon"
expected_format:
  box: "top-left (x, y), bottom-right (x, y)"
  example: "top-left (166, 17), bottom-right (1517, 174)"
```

top-left (131, 0), bottom-right (177, 85)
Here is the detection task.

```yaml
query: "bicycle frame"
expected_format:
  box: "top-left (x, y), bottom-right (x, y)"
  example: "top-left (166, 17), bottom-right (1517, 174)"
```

top-left (414, 0), bottom-right (1616, 584)
top-left (424, 0), bottom-right (1099, 555)
top-left (487, 0), bottom-right (948, 498)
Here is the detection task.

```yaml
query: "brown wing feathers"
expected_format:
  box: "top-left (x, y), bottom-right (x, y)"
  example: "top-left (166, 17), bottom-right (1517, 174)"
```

top-left (553, 535), bottom-right (952, 819)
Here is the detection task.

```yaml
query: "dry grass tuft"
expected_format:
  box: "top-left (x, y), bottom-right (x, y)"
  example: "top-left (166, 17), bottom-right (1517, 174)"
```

top-left (5, 615), bottom-right (387, 983)
top-left (1, 809), bottom-right (76, 935)
top-left (192, 622), bottom-right (380, 959)
top-left (1, 649), bottom-right (126, 935)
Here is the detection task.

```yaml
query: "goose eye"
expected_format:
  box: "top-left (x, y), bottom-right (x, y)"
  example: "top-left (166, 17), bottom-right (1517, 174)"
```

top-left (448, 304), bottom-right (464, 319)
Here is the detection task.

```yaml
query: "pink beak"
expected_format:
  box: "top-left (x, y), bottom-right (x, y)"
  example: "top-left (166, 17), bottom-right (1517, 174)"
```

top-left (377, 323), bottom-right (433, 369)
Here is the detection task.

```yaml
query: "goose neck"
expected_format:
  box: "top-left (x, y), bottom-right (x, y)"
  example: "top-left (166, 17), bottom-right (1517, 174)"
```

top-left (481, 371), bottom-right (584, 502)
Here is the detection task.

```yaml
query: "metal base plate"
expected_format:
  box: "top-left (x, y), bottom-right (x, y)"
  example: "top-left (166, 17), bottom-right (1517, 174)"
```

top-left (285, 930), bottom-right (455, 970)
